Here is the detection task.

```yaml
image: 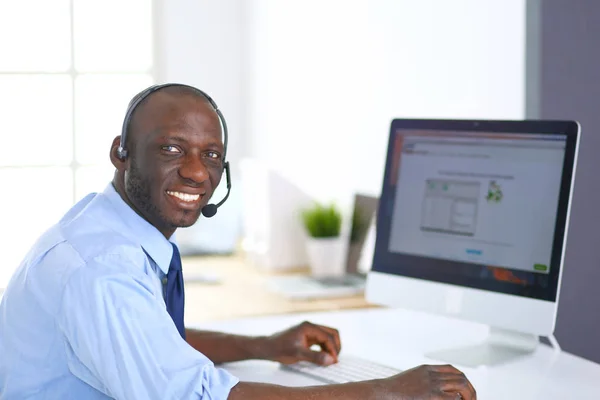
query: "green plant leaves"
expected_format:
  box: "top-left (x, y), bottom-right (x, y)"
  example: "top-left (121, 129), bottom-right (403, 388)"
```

top-left (300, 203), bottom-right (342, 238)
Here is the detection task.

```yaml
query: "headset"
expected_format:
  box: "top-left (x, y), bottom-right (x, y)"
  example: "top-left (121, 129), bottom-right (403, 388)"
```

top-left (117, 83), bottom-right (231, 218)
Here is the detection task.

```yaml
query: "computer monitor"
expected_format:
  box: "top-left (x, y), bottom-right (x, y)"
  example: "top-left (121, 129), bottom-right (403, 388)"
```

top-left (365, 119), bottom-right (580, 367)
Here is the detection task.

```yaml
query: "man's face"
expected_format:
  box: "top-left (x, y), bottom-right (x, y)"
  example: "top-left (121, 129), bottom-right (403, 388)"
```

top-left (112, 91), bottom-right (224, 237)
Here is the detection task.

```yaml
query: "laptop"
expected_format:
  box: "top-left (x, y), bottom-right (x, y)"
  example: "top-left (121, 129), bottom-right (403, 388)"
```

top-left (266, 193), bottom-right (378, 300)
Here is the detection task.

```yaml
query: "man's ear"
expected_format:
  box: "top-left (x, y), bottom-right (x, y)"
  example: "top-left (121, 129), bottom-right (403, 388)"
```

top-left (110, 135), bottom-right (127, 170)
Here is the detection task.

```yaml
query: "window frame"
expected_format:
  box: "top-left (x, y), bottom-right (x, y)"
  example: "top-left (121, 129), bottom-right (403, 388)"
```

top-left (0, 0), bottom-right (161, 204)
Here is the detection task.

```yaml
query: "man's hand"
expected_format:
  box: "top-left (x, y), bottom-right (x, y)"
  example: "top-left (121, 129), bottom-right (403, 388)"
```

top-left (265, 321), bottom-right (341, 366)
top-left (376, 364), bottom-right (477, 400)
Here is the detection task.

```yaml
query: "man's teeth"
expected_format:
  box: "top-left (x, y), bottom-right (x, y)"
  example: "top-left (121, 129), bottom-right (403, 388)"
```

top-left (167, 191), bottom-right (200, 202)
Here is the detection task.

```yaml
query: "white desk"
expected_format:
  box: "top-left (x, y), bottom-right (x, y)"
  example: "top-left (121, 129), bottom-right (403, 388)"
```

top-left (196, 308), bottom-right (600, 399)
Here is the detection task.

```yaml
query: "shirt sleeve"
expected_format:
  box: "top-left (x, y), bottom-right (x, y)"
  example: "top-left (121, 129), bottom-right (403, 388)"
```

top-left (57, 253), bottom-right (239, 400)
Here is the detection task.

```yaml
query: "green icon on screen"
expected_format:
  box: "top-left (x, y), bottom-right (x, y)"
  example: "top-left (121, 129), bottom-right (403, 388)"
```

top-left (486, 180), bottom-right (503, 203)
top-left (534, 264), bottom-right (548, 272)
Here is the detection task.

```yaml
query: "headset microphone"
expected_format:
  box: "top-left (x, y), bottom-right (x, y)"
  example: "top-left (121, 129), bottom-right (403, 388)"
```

top-left (201, 161), bottom-right (231, 217)
top-left (120, 83), bottom-right (231, 218)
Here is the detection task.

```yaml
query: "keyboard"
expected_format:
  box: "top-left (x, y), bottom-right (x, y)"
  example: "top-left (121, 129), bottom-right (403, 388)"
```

top-left (283, 355), bottom-right (402, 384)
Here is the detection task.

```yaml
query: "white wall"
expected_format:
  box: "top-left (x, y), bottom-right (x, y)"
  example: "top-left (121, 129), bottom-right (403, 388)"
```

top-left (158, 0), bottom-right (248, 172)
top-left (160, 0), bottom-right (525, 201)
top-left (245, 0), bottom-right (526, 203)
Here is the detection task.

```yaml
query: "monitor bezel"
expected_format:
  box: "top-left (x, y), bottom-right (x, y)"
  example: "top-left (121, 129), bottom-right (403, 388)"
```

top-left (372, 119), bottom-right (580, 302)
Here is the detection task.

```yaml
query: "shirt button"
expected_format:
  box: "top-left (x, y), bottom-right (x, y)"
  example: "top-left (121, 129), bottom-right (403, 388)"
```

top-left (162, 277), bottom-right (168, 285)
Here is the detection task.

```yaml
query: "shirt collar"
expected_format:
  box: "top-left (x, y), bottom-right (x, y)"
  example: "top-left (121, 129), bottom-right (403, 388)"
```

top-left (102, 183), bottom-right (173, 275)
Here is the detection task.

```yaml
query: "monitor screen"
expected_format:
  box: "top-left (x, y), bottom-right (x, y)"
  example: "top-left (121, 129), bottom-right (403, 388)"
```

top-left (373, 120), bottom-right (579, 302)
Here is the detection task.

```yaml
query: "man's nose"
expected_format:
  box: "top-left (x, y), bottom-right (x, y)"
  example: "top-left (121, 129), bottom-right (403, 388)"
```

top-left (178, 154), bottom-right (209, 183)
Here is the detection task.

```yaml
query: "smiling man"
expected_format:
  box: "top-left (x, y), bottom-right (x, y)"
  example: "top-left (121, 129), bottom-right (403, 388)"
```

top-left (0, 84), bottom-right (475, 400)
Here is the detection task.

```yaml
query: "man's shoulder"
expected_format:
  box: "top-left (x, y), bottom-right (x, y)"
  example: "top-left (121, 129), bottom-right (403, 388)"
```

top-left (4, 227), bottom-right (147, 321)
top-left (9, 190), bottom-right (157, 314)
top-left (58, 192), bottom-right (147, 263)
top-left (62, 219), bottom-right (145, 265)
top-left (26, 217), bottom-right (148, 299)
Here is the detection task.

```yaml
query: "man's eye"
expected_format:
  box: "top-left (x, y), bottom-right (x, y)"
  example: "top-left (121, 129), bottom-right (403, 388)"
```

top-left (205, 151), bottom-right (221, 159)
top-left (161, 145), bottom-right (181, 153)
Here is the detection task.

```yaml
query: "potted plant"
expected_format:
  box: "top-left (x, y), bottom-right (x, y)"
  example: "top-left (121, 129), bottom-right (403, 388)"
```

top-left (300, 202), bottom-right (345, 277)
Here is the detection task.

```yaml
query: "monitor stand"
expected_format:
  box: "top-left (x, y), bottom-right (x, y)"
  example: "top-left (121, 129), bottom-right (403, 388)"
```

top-left (425, 327), bottom-right (539, 367)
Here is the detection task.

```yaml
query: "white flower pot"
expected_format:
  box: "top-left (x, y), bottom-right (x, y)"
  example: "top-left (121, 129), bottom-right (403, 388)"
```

top-left (305, 237), bottom-right (345, 278)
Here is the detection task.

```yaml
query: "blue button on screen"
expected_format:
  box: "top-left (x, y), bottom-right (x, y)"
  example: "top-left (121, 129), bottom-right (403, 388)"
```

top-left (466, 249), bottom-right (482, 255)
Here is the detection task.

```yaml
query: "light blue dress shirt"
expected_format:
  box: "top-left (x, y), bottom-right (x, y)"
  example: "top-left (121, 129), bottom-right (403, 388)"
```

top-left (0, 184), bottom-right (239, 399)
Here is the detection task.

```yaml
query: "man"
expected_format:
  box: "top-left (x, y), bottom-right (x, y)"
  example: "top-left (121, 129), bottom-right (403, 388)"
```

top-left (0, 84), bottom-right (476, 399)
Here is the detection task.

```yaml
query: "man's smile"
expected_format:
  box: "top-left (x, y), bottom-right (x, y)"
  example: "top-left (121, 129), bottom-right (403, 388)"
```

top-left (165, 190), bottom-right (205, 208)
top-left (166, 190), bottom-right (201, 202)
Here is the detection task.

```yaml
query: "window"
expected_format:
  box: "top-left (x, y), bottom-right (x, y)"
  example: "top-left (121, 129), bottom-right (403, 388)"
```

top-left (0, 0), bottom-right (155, 286)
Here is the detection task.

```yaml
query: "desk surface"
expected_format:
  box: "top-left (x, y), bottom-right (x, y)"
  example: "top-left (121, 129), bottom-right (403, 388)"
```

top-left (196, 308), bottom-right (600, 400)
top-left (182, 255), bottom-right (375, 322)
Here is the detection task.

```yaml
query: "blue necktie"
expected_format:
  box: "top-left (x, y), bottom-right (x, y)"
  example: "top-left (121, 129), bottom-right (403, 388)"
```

top-left (165, 243), bottom-right (186, 339)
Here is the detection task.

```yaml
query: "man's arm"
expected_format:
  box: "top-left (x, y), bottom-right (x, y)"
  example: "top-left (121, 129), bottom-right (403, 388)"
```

top-left (186, 325), bottom-right (477, 400)
top-left (58, 265), bottom-right (238, 400)
top-left (228, 364), bottom-right (477, 400)
top-left (185, 321), bottom-right (340, 365)
top-left (58, 259), bottom-right (476, 399)
top-left (228, 380), bottom-right (379, 400)
top-left (185, 329), bottom-right (270, 364)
